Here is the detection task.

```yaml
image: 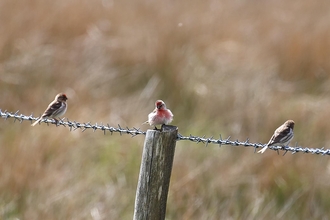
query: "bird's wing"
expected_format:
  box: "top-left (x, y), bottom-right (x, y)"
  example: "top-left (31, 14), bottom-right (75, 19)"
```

top-left (267, 126), bottom-right (292, 146)
top-left (42, 101), bottom-right (62, 117)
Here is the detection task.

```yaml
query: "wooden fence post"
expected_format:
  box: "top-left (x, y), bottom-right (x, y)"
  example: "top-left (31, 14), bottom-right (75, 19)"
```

top-left (133, 125), bottom-right (178, 220)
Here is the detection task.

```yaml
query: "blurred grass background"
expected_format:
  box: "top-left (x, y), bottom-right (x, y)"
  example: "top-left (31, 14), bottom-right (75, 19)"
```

top-left (1, 0), bottom-right (330, 219)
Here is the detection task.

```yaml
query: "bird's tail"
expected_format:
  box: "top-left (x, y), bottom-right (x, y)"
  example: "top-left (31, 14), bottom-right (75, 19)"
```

top-left (257, 146), bottom-right (268, 154)
top-left (31, 118), bottom-right (42, 126)
top-left (142, 121), bottom-right (149, 125)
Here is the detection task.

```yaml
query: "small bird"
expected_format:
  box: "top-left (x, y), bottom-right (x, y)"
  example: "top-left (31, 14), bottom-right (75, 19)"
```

top-left (258, 120), bottom-right (295, 154)
top-left (144, 100), bottom-right (173, 129)
top-left (31, 93), bottom-right (68, 126)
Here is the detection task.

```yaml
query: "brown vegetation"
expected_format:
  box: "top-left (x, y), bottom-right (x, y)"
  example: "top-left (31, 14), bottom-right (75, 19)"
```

top-left (1, 0), bottom-right (330, 219)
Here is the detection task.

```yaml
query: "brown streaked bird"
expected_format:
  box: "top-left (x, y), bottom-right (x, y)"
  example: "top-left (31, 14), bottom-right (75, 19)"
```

top-left (143, 100), bottom-right (173, 129)
top-left (31, 93), bottom-right (68, 126)
top-left (258, 120), bottom-right (295, 154)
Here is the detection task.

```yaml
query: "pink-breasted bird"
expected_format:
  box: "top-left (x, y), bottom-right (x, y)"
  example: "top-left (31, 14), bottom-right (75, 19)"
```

top-left (31, 93), bottom-right (68, 126)
top-left (144, 100), bottom-right (173, 129)
top-left (258, 120), bottom-right (295, 154)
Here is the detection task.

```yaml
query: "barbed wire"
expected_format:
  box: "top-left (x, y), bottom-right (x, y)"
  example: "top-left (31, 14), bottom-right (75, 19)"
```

top-left (0, 109), bottom-right (146, 137)
top-left (1, 109), bottom-right (330, 156)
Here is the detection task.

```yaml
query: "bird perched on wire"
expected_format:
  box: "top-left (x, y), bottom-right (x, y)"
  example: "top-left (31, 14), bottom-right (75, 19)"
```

top-left (31, 93), bottom-right (68, 126)
top-left (143, 100), bottom-right (173, 129)
top-left (258, 120), bottom-right (295, 154)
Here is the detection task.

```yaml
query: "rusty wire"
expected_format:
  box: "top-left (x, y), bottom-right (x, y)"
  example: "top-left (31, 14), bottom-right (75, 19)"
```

top-left (1, 109), bottom-right (330, 156)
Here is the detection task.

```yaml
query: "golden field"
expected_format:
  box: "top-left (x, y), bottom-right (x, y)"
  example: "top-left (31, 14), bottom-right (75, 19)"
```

top-left (1, 0), bottom-right (330, 219)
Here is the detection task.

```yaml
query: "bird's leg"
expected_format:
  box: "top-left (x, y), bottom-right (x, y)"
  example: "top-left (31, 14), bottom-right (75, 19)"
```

top-left (53, 118), bottom-right (59, 125)
top-left (283, 142), bottom-right (291, 150)
top-left (280, 143), bottom-right (290, 153)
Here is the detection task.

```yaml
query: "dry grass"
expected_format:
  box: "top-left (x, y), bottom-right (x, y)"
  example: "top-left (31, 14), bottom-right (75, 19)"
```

top-left (1, 0), bottom-right (330, 219)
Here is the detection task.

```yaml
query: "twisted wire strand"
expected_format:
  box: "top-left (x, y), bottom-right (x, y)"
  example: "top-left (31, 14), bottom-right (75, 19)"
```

top-left (1, 109), bottom-right (329, 155)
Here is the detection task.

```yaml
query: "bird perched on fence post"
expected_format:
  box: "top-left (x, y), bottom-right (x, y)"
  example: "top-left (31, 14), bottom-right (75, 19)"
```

top-left (143, 100), bottom-right (173, 130)
top-left (258, 120), bottom-right (295, 154)
top-left (31, 93), bottom-right (68, 126)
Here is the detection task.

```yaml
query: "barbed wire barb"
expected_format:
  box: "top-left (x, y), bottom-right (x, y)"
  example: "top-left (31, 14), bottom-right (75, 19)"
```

top-left (68, 119), bottom-right (74, 131)
top-left (2, 109), bottom-right (330, 156)
top-left (13, 110), bottom-right (19, 123)
top-left (253, 143), bottom-right (260, 153)
top-left (118, 124), bottom-right (123, 136)
top-left (218, 134), bottom-right (223, 148)
top-left (204, 136), bottom-right (212, 147)
top-left (244, 138), bottom-right (250, 146)
top-left (225, 136), bottom-right (231, 144)
top-left (131, 127), bottom-right (140, 137)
